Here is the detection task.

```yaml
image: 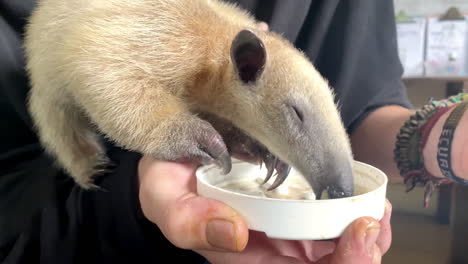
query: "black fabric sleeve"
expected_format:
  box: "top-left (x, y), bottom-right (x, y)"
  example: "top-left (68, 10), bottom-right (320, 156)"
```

top-left (296, 0), bottom-right (413, 134)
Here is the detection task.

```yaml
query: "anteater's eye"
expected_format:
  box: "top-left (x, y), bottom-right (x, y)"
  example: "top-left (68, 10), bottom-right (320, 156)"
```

top-left (291, 105), bottom-right (304, 123)
top-left (286, 104), bottom-right (304, 124)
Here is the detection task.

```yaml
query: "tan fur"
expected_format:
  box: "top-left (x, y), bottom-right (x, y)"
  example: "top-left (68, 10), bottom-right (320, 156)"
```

top-left (25, 0), bottom-right (351, 187)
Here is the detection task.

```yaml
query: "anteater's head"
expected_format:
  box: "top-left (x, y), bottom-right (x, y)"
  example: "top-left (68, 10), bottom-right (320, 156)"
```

top-left (197, 29), bottom-right (354, 199)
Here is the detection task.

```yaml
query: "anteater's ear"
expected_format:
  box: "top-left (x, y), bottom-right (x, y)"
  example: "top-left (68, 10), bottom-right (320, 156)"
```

top-left (230, 29), bottom-right (266, 84)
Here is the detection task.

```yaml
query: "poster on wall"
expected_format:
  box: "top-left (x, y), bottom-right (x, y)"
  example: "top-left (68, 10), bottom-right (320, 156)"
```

top-left (425, 16), bottom-right (468, 76)
top-left (396, 17), bottom-right (427, 77)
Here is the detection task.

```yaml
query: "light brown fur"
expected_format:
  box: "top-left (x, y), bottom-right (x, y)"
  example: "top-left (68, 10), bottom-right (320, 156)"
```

top-left (25, 0), bottom-right (352, 188)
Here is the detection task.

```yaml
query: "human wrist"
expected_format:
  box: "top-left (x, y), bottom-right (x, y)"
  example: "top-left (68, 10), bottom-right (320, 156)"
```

top-left (394, 93), bottom-right (467, 207)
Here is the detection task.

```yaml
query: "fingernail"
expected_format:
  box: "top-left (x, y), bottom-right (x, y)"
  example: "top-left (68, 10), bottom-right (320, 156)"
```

top-left (206, 219), bottom-right (237, 251)
top-left (364, 222), bottom-right (380, 256)
top-left (385, 200), bottom-right (392, 213)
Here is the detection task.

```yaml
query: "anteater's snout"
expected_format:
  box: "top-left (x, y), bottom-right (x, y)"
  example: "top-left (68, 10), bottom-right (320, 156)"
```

top-left (313, 156), bottom-right (354, 199)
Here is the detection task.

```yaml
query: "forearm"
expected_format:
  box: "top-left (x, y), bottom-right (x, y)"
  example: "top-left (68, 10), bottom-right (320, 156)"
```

top-left (350, 105), bottom-right (415, 184)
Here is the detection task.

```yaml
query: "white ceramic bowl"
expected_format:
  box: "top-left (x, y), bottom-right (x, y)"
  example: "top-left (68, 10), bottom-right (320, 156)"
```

top-left (196, 160), bottom-right (388, 240)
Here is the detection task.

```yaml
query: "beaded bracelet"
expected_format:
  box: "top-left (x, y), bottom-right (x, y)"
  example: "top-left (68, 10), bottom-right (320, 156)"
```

top-left (394, 93), bottom-right (468, 207)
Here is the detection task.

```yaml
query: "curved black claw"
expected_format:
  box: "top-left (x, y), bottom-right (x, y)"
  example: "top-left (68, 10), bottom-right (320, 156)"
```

top-left (267, 161), bottom-right (291, 191)
top-left (262, 153), bottom-right (278, 184)
top-left (216, 150), bottom-right (232, 174)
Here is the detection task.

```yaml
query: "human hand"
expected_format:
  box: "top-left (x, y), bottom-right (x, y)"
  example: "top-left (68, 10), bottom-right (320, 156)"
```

top-left (138, 157), bottom-right (392, 264)
top-left (199, 201), bottom-right (392, 264)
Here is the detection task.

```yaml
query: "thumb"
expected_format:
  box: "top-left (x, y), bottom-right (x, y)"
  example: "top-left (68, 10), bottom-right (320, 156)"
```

top-left (317, 217), bottom-right (382, 264)
top-left (138, 157), bottom-right (249, 252)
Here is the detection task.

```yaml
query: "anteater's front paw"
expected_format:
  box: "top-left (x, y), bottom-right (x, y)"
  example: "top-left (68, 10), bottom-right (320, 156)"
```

top-left (156, 118), bottom-right (232, 174)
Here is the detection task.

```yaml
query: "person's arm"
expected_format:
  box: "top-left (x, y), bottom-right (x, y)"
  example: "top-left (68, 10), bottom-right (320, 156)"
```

top-left (350, 105), bottom-right (414, 184)
top-left (351, 103), bottom-right (468, 184)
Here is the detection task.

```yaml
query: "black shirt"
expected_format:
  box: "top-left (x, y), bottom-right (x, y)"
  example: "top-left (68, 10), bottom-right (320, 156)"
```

top-left (0, 1), bottom-right (411, 263)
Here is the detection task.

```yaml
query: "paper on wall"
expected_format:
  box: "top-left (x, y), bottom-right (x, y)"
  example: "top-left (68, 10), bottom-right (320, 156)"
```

top-left (396, 17), bottom-right (427, 77)
top-left (425, 16), bottom-right (468, 76)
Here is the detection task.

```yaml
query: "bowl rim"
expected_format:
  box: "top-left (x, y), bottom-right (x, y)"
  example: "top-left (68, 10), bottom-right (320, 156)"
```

top-left (196, 160), bottom-right (388, 204)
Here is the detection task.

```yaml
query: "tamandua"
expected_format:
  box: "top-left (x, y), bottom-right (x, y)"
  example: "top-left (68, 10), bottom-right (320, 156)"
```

top-left (25, 0), bottom-right (354, 198)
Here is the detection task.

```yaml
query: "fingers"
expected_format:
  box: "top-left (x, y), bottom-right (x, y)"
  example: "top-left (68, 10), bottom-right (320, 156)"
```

top-left (257, 21), bottom-right (269, 31)
top-left (317, 217), bottom-right (382, 264)
top-left (198, 231), bottom-right (308, 264)
top-left (138, 157), bottom-right (249, 252)
top-left (199, 250), bottom-right (307, 264)
top-left (376, 200), bottom-right (392, 254)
